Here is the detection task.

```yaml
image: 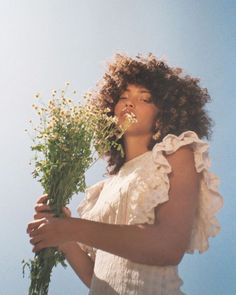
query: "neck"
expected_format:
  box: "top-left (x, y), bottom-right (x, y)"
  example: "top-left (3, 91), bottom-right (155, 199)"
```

top-left (123, 134), bottom-right (152, 162)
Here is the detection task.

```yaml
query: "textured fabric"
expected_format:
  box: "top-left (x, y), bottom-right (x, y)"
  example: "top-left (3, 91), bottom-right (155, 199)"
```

top-left (77, 130), bottom-right (223, 295)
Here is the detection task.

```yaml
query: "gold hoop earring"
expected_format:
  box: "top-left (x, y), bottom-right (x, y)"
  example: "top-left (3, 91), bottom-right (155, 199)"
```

top-left (152, 130), bottom-right (161, 141)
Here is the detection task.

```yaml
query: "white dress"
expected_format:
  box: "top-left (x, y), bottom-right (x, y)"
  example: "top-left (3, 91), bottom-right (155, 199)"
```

top-left (77, 131), bottom-right (223, 295)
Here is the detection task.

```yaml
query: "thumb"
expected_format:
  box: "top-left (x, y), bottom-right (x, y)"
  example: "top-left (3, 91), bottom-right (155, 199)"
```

top-left (62, 207), bottom-right (71, 217)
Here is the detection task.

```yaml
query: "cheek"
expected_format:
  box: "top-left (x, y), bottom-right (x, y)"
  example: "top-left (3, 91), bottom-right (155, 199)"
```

top-left (114, 105), bottom-right (118, 116)
top-left (150, 107), bottom-right (159, 120)
top-left (114, 102), bottom-right (122, 116)
top-left (145, 108), bottom-right (158, 127)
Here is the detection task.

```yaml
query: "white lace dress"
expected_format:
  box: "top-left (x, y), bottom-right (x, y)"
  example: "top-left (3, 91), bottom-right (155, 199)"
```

top-left (77, 131), bottom-right (223, 295)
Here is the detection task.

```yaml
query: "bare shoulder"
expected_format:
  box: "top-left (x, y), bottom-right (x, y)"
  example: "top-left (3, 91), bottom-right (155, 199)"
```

top-left (164, 145), bottom-right (195, 168)
top-left (163, 144), bottom-right (201, 193)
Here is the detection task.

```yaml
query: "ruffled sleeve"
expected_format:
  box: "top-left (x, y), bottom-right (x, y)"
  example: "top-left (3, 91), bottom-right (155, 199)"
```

top-left (154, 130), bottom-right (224, 253)
top-left (76, 179), bottom-right (106, 261)
top-left (77, 179), bottom-right (106, 218)
top-left (128, 130), bottom-right (223, 254)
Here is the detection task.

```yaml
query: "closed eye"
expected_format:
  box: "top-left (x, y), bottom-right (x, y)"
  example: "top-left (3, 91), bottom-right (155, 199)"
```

top-left (140, 98), bottom-right (152, 103)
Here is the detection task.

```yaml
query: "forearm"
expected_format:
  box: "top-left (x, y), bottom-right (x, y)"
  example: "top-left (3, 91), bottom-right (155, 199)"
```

top-left (68, 218), bottom-right (183, 266)
top-left (59, 242), bottom-right (94, 288)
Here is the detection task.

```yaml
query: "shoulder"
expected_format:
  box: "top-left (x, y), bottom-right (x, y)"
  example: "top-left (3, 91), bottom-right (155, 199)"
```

top-left (164, 144), bottom-right (200, 182)
top-left (164, 145), bottom-right (194, 169)
top-left (151, 130), bottom-right (209, 175)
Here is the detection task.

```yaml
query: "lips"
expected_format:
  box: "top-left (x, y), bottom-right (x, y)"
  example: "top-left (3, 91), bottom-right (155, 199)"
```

top-left (120, 108), bottom-right (136, 118)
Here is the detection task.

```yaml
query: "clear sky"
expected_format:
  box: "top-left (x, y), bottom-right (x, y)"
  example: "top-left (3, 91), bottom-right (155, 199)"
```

top-left (0, 1), bottom-right (235, 294)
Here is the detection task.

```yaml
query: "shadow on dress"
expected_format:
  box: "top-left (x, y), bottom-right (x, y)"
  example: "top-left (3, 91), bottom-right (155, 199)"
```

top-left (88, 274), bottom-right (119, 295)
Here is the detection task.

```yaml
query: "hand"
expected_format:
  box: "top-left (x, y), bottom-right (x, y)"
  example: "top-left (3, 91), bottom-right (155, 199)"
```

top-left (34, 194), bottom-right (72, 219)
top-left (27, 215), bottom-right (72, 252)
top-left (28, 194), bottom-right (72, 252)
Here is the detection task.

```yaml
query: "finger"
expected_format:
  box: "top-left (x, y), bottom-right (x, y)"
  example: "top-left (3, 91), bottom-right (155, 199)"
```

top-left (29, 223), bottom-right (46, 238)
top-left (30, 235), bottom-right (42, 245)
top-left (34, 212), bottom-right (54, 220)
top-left (36, 194), bottom-right (48, 204)
top-left (27, 218), bottom-right (46, 234)
top-left (34, 203), bottom-right (52, 213)
top-left (32, 237), bottom-right (56, 252)
top-left (62, 207), bottom-right (71, 217)
top-left (33, 241), bottom-right (47, 253)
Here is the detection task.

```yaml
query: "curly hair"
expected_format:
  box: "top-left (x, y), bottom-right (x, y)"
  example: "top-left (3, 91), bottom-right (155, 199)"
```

top-left (92, 53), bottom-right (213, 175)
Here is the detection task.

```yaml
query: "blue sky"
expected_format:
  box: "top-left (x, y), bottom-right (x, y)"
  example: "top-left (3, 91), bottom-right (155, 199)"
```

top-left (0, 1), bottom-right (235, 294)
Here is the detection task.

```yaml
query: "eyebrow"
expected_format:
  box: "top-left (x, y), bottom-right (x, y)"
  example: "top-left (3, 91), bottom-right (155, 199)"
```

top-left (140, 90), bottom-right (151, 93)
top-left (125, 88), bottom-right (151, 93)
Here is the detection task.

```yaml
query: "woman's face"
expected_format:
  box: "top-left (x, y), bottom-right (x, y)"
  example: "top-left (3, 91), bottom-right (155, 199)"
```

top-left (114, 84), bottom-right (159, 137)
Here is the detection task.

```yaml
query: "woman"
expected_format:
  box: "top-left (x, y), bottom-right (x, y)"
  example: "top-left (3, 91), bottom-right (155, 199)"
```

top-left (27, 53), bottom-right (223, 294)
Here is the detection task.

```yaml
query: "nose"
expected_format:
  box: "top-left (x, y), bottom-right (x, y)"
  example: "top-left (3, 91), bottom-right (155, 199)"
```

top-left (125, 99), bottom-right (135, 108)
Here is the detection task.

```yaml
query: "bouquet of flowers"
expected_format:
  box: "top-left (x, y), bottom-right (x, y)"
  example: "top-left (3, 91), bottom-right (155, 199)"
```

top-left (23, 84), bottom-right (136, 295)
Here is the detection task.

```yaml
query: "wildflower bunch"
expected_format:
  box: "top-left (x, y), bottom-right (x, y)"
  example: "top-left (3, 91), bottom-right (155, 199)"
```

top-left (23, 84), bottom-right (137, 295)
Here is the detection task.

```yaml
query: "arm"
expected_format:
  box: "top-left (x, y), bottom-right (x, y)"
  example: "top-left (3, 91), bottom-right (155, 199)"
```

top-left (59, 242), bottom-right (94, 288)
top-left (28, 146), bottom-right (200, 266)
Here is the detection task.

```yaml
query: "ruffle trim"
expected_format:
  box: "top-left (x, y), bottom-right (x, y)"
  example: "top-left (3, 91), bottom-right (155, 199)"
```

top-left (127, 159), bottom-right (171, 225)
top-left (127, 130), bottom-right (223, 254)
top-left (77, 179), bottom-right (106, 218)
top-left (76, 179), bottom-right (106, 261)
